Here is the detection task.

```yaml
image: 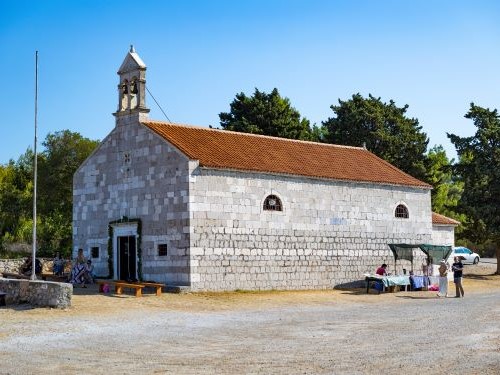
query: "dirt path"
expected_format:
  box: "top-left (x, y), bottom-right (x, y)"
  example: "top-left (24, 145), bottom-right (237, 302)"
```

top-left (1, 264), bottom-right (499, 374)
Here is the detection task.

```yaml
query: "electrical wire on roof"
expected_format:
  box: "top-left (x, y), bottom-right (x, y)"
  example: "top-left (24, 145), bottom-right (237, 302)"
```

top-left (146, 86), bottom-right (172, 122)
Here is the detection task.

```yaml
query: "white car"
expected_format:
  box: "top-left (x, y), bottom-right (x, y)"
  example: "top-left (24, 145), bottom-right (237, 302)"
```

top-left (449, 246), bottom-right (480, 264)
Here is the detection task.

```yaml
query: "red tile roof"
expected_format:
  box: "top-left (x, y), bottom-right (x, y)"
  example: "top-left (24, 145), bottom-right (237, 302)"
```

top-left (142, 121), bottom-right (432, 189)
top-left (432, 212), bottom-right (460, 226)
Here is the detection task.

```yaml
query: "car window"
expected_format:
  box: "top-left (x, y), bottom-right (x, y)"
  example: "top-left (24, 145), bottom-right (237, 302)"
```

top-left (465, 249), bottom-right (472, 254)
top-left (455, 249), bottom-right (463, 254)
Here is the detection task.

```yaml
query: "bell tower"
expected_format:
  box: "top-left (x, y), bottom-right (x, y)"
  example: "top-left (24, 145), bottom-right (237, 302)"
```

top-left (113, 45), bottom-right (150, 123)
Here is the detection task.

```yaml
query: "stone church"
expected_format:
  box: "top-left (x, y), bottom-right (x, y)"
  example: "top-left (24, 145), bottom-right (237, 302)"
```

top-left (73, 47), bottom-right (458, 291)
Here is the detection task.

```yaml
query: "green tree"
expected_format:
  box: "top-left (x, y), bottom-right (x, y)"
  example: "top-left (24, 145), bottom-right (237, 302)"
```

top-left (323, 94), bottom-right (429, 181)
top-left (424, 145), bottom-right (465, 228)
top-left (0, 154), bottom-right (34, 238)
top-left (448, 103), bottom-right (500, 274)
top-left (38, 130), bottom-right (99, 218)
top-left (37, 130), bottom-right (99, 255)
top-left (219, 88), bottom-right (318, 141)
top-left (0, 131), bottom-right (99, 257)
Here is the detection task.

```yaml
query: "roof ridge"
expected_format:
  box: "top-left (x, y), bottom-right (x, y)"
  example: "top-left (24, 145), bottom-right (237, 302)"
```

top-left (141, 119), bottom-right (365, 150)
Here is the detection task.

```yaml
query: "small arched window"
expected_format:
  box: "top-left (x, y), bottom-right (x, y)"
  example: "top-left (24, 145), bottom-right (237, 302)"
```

top-left (263, 195), bottom-right (282, 211)
top-left (395, 204), bottom-right (409, 218)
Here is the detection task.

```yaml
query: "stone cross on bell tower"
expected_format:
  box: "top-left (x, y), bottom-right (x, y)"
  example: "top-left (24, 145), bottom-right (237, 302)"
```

top-left (113, 45), bottom-right (150, 123)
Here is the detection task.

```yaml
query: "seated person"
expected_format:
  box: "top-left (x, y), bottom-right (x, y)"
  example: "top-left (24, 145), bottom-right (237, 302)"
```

top-left (84, 260), bottom-right (95, 284)
top-left (375, 263), bottom-right (388, 276)
top-left (20, 256), bottom-right (32, 275)
top-left (70, 248), bottom-right (87, 287)
top-left (20, 255), bottom-right (42, 276)
top-left (53, 252), bottom-right (64, 276)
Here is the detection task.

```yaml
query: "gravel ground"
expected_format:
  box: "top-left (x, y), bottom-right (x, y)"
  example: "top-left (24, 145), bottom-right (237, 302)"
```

top-left (0, 263), bottom-right (499, 375)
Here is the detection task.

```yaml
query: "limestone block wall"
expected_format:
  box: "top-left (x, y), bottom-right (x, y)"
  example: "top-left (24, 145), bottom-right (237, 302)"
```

top-left (73, 117), bottom-right (190, 285)
top-left (431, 225), bottom-right (455, 247)
top-left (189, 169), bottom-right (432, 291)
top-left (0, 278), bottom-right (72, 308)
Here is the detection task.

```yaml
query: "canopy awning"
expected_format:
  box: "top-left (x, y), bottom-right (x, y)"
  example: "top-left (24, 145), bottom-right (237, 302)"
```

top-left (388, 244), bottom-right (419, 262)
top-left (388, 244), bottom-right (453, 265)
top-left (418, 244), bottom-right (453, 265)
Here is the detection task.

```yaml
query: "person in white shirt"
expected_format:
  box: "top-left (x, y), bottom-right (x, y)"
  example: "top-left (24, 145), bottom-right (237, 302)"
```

top-left (437, 259), bottom-right (449, 297)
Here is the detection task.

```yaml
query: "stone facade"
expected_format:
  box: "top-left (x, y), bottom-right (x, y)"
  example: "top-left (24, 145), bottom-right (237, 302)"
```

top-left (74, 127), bottom-right (433, 290)
top-left (73, 116), bottom-right (191, 285)
top-left (188, 169), bottom-right (431, 291)
top-left (431, 224), bottom-right (456, 247)
top-left (72, 48), bottom-right (443, 291)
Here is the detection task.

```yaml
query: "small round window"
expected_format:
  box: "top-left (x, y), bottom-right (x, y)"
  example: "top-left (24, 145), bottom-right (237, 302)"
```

top-left (395, 204), bottom-right (409, 218)
top-left (263, 195), bottom-right (282, 211)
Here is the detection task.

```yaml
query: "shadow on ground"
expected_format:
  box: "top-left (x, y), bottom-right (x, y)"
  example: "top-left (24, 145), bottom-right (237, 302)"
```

top-left (464, 273), bottom-right (497, 280)
top-left (0, 303), bottom-right (38, 311)
top-left (395, 295), bottom-right (442, 300)
top-left (72, 284), bottom-right (160, 298)
top-left (338, 288), bottom-right (378, 296)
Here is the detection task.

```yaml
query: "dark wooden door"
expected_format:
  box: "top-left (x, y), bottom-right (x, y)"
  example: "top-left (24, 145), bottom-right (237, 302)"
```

top-left (118, 236), bottom-right (136, 281)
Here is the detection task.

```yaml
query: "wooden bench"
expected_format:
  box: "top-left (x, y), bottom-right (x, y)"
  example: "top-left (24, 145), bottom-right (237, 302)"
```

top-left (116, 280), bottom-right (165, 296)
top-left (96, 280), bottom-right (144, 297)
top-left (0, 291), bottom-right (6, 306)
top-left (114, 282), bottom-right (144, 297)
top-left (132, 282), bottom-right (165, 296)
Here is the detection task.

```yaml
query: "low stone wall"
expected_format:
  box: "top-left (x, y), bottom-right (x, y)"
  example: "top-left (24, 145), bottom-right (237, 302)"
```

top-left (0, 259), bottom-right (24, 274)
top-left (0, 278), bottom-right (72, 308)
top-left (0, 258), bottom-right (56, 274)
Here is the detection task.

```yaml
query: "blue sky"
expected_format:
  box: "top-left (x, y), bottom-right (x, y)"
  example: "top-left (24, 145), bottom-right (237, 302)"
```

top-left (1, 0), bottom-right (499, 164)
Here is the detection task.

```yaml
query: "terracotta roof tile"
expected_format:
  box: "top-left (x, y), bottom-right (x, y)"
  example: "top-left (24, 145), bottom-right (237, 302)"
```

top-left (432, 212), bottom-right (460, 226)
top-left (142, 121), bottom-right (432, 189)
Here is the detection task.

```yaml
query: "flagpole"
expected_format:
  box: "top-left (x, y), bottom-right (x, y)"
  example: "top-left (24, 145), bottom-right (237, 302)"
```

top-left (31, 51), bottom-right (38, 281)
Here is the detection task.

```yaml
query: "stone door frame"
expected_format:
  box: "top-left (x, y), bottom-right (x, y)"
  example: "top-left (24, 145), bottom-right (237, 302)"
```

top-left (110, 222), bottom-right (138, 279)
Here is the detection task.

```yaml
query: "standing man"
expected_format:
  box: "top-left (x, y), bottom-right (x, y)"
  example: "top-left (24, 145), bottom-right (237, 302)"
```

top-left (452, 256), bottom-right (464, 298)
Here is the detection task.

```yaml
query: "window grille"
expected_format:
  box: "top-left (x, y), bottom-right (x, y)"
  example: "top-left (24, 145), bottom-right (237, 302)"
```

top-left (263, 195), bottom-right (282, 211)
top-left (395, 204), bottom-right (409, 218)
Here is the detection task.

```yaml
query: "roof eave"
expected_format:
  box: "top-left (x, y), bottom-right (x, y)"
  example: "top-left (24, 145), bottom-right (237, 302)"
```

top-left (198, 166), bottom-right (432, 190)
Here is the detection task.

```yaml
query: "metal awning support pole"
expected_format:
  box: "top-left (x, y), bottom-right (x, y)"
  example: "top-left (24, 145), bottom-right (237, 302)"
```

top-left (31, 50), bottom-right (38, 281)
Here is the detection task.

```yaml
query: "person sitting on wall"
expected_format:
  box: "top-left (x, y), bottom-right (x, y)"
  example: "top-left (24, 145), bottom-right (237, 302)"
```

top-left (53, 252), bottom-right (64, 276)
top-left (20, 256), bottom-right (32, 275)
top-left (375, 264), bottom-right (388, 276)
top-left (20, 255), bottom-right (42, 276)
top-left (84, 260), bottom-right (95, 284)
top-left (69, 249), bottom-right (87, 288)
